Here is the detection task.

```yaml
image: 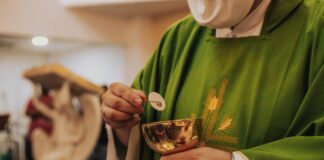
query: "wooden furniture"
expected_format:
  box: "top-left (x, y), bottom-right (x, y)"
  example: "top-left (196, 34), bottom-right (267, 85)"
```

top-left (23, 64), bottom-right (104, 96)
top-left (23, 64), bottom-right (103, 160)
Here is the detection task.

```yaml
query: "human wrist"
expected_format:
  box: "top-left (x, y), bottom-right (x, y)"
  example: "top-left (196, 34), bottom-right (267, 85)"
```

top-left (114, 127), bottom-right (131, 146)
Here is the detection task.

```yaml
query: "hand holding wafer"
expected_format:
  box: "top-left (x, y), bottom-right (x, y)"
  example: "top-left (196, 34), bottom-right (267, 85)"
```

top-left (101, 83), bottom-right (146, 129)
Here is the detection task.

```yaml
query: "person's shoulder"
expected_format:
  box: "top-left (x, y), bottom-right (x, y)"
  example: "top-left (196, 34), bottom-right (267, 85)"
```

top-left (168, 15), bottom-right (200, 30)
top-left (297, 0), bottom-right (324, 36)
top-left (303, 0), bottom-right (324, 74)
top-left (303, 0), bottom-right (324, 20)
top-left (303, 0), bottom-right (324, 8)
top-left (162, 15), bottom-right (203, 40)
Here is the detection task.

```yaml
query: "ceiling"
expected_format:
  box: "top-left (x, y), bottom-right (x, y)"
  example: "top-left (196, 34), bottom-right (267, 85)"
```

top-left (62, 0), bottom-right (188, 16)
top-left (0, 35), bottom-right (102, 54)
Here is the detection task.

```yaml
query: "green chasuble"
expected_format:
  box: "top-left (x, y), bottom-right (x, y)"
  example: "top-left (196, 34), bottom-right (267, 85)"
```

top-left (132, 0), bottom-right (324, 159)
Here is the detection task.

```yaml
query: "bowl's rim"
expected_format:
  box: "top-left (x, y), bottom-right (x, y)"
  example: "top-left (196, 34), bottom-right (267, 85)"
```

top-left (141, 118), bottom-right (202, 127)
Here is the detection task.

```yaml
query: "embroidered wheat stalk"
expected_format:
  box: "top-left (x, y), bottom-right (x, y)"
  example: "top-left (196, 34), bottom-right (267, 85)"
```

top-left (201, 79), bottom-right (228, 142)
top-left (201, 89), bottom-right (216, 122)
top-left (218, 117), bottom-right (232, 131)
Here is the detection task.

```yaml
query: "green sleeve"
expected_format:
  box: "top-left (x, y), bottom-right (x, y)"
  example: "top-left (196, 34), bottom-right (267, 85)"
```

top-left (131, 34), bottom-right (167, 160)
top-left (131, 15), bottom-right (197, 97)
top-left (241, 9), bottom-right (324, 159)
top-left (131, 23), bottom-right (174, 92)
top-left (131, 16), bottom-right (197, 160)
top-left (241, 65), bottom-right (324, 159)
top-left (131, 25), bottom-right (179, 122)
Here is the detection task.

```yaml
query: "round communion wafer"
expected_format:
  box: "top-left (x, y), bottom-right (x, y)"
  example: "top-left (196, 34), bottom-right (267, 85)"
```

top-left (148, 92), bottom-right (166, 111)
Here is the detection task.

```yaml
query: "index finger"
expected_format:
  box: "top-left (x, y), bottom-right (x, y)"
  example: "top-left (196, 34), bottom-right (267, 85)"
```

top-left (110, 83), bottom-right (146, 107)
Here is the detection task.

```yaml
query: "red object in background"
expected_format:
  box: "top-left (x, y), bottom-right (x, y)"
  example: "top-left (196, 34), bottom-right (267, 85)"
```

top-left (25, 96), bottom-right (53, 139)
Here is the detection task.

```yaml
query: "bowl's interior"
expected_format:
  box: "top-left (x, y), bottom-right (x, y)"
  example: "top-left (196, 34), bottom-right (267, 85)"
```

top-left (142, 119), bottom-right (202, 154)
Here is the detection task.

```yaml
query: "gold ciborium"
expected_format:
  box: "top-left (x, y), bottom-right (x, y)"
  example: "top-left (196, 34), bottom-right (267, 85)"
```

top-left (142, 119), bottom-right (202, 155)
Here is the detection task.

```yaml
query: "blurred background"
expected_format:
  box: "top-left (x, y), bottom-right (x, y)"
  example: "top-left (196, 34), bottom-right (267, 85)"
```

top-left (0, 0), bottom-right (189, 159)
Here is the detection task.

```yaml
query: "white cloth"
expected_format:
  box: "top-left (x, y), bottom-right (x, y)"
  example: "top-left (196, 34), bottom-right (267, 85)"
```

top-left (188, 0), bottom-right (254, 28)
top-left (106, 125), bottom-right (140, 160)
top-left (106, 125), bottom-right (117, 160)
top-left (216, 0), bottom-right (271, 38)
top-left (232, 151), bottom-right (250, 160)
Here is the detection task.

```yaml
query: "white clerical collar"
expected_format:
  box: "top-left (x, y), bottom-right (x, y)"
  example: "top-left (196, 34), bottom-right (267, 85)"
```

top-left (216, 0), bottom-right (271, 38)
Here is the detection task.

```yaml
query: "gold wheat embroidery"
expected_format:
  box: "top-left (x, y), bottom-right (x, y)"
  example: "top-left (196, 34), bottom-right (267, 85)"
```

top-left (199, 79), bottom-right (239, 149)
top-left (201, 79), bottom-right (229, 142)
top-left (207, 97), bottom-right (219, 111)
top-left (201, 89), bottom-right (216, 123)
top-left (218, 117), bottom-right (233, 131)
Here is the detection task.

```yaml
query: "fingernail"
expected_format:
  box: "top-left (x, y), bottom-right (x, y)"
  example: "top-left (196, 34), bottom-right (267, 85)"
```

top-left (134, 98), bottom-right (142, 107)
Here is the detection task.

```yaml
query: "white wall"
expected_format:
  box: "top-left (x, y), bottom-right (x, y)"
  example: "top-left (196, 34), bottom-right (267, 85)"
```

top-left (0, 0), bottom-right (128, 43)
top-left (0, 0), bottom-right (189, 86)
top-left (50, 46), bottom-right (126, 85)
top-left (0, 45), bottom-right (125, 135)
top-left (0, 49), bottom-right (49, 134)
top-left (0, 0), bottom-right (188, 135)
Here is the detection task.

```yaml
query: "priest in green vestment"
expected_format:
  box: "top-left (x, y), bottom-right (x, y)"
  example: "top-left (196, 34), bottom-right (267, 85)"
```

top-left (102, 0), bottom-right (324, 159)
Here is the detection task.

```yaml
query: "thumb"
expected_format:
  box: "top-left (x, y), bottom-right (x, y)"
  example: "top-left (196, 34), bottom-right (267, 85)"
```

top-left (132, 89), bottom-right (147, 101)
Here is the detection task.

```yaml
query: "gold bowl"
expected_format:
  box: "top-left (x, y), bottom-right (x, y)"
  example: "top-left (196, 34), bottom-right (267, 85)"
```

top-left (142, 119), bottom-right (202, 155)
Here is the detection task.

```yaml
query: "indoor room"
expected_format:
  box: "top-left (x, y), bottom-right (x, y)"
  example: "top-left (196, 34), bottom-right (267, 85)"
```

top-left (0, 0), bottom-right (188, 159)
top-left (1, 0), bottom-right (323, 160)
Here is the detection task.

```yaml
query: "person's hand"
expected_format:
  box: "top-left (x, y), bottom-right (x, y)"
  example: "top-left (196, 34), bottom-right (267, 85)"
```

top-left (160, 147), bottom-right (232, 160)
top-left (101, 82), bottom-right (146, 129)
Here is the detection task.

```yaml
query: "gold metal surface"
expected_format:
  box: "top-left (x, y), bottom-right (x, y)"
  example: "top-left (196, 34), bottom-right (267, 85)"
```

top-left (142, 119), bottom-right (202, 155)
